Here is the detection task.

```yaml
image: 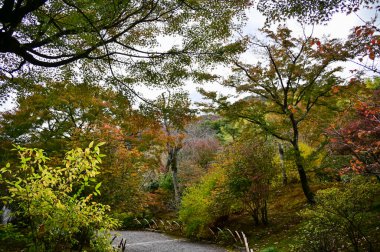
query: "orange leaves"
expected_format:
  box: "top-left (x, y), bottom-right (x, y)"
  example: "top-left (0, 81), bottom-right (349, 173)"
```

top-left (331, 86), bottom-right (340, 94)
top-left (355, 27), bottom-right (362, 36)
top-left (287, 104), bottom-right (298, 114)
top-left (354, 26), bottom-right (375, 37)
top-left (350, 158), bottom-right (365, 174)
top-left (330, 138), bottom-right (339, 143)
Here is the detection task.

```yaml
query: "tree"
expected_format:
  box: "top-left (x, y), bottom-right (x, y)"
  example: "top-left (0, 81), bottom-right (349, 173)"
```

top-left (0, 0), bottom-right (250, 83)
top-left (225, 135), bottom-right (275, 226)
top-left (0, 81), bottom-right (133, 152)
top-left (256, 0), bottom-right (378, 24)
top-left (256, 0), bottom-right (380, 75)
top-left (201, 27), bottom-right (349, 203)
top-left (141, 90), bottom-right (195, 207)
top-left (178, 117), bottom-right (221, 187)
top-left (347, 22), bottom-right (380, 74)
top-left (0, 81), bottom-right (160, 212)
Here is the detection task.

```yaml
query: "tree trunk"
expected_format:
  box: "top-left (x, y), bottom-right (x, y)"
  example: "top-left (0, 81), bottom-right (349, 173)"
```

top-left (290, 115), bottom-right (315, 204)
top-left (252, 208), bottom-right (259, 226)
top-left (278, 143), bottom-right (287, 185)
top-left (170, 148), bottom-right (181, 207)
top-left (293, 144), bottom-right (315, 204)
top-left (261, 200), bottom-right (268, 225)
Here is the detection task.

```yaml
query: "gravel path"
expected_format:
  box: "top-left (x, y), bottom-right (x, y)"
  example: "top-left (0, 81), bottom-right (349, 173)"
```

top-left (111, 231), bottom-right (230, 252)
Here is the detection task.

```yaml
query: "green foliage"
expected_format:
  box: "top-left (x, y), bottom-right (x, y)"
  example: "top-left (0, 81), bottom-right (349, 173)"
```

top-left (207, 119), bottom-right (243, 143)
top-left (179, 166), bottom-right (232, 238)
top-left (179, 131), bottom-right (276, 238)
top-left (257, 0), bottom-right (376, 24)
top-left (0, 0), bottom-right (250, 91)
top-left (159, 174), bottom-right (174, 192)
top-left (0, 223), bottom-right (28, 249)
top-left (89, 231), bottom-right (115, 252)
top-left (294, 177), bottom-right (379, 252)
top-left (365, 77), bottom-right (380, 90)
top-left (260, 247), bottom-right (279, 252)
top-left (0, 143), bottom-right (119, 251)
top-left (0, 80), bottom-right (161, 214)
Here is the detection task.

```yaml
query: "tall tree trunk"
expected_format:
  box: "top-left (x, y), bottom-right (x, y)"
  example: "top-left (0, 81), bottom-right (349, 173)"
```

top-left (290, 115), bottom-right (315, 204)
top-left (293, 143), bottom-right (315, 204)
top-left (169, 148), bottom-right (181, 207)
top-left (278, 143), bottom-right (287, 185)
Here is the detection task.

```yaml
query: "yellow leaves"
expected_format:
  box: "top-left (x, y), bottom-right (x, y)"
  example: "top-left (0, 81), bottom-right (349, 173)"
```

top-left (56, 201), bottom-right (66, 210)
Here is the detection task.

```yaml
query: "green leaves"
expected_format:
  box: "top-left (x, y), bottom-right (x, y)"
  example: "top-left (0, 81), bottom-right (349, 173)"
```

top-left (0, 0), bottom-right (250, 90)
top-left (0, 142), bottom-right (118, 250)
top-left (94, 182), bottom-right (102, 196)
top-left (297, 177), bottom-right (379, 251)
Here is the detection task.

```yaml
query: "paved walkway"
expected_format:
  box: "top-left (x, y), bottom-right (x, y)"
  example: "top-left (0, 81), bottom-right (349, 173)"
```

top-left (111, 231), bottom-right (229, 252)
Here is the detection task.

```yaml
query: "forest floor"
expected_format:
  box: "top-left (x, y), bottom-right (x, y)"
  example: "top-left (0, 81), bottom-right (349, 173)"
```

top-left (214, 183), bottom-right (336, 251)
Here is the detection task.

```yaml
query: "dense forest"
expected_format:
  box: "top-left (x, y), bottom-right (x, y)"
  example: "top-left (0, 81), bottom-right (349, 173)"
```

top-left (0, 0), bottom-right (379, 251)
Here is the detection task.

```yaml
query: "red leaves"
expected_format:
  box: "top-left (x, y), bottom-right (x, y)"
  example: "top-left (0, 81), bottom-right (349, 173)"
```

top-left (327, 89), bottom-right (380, 176)
top-left (309, 38), bottom-right (323, 53)
top-left (355, 27), bottom-right (362, 36)
top-left (352, 25), bottom-right (379, 61)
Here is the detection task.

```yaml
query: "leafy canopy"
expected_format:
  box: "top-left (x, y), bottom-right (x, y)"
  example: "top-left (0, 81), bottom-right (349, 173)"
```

top-left (0, 0), bottom-right (250, 86)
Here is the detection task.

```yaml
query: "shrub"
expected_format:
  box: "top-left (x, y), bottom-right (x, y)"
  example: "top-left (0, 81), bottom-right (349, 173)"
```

top-left (294, 177), bottom-right (379, 252)
top-left (0, 143), bottom-right (119, 251)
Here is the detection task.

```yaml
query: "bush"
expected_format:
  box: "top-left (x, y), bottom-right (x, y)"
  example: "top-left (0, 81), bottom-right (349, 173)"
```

top-left (179, 166), bottom-right (233, 239)
top-left (294, 177), bottom-right (379, 252)
top-left (0, 143), bottom-right (119, 251)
